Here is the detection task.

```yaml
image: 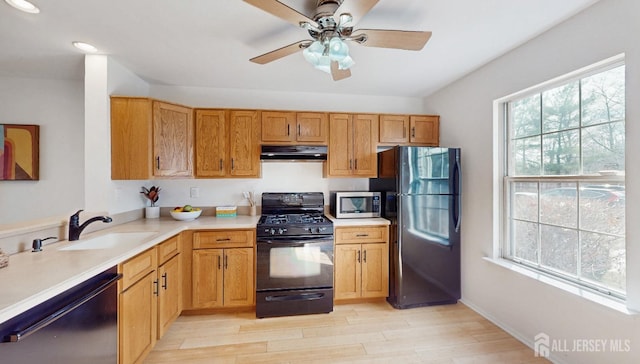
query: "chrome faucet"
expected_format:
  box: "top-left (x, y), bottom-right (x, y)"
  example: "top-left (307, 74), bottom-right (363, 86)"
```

top-left (68, 209), bottom-right (113, 241)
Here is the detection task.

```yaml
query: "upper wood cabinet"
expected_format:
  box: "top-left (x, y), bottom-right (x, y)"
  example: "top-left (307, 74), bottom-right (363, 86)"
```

top-left (379, 114), bottom-right (439, 146)
top-left (195, 109), bottom-right (260, 178)
top-left (261, 111), bottom-right (328, 144)
top-left (111, 97), bottom-right (193, 179)
top-left (326, 113), bottom-right (378, 177)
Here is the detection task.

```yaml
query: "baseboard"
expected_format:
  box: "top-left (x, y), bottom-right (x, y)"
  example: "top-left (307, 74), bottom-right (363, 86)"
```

top-left (460, 298), bottom-right (567, 364)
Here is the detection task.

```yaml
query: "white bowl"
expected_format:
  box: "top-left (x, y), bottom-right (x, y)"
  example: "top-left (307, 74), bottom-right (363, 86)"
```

top-left (170, 210), bottom-right (202, 221)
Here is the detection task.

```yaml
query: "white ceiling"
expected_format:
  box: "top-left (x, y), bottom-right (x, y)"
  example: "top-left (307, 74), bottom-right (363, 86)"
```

top-left (0, 0), bottom-right (600, 98)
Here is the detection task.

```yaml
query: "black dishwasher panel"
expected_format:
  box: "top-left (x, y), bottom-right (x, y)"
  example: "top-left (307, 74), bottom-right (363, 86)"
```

top-left (0, 267), bottom-right (121, 364)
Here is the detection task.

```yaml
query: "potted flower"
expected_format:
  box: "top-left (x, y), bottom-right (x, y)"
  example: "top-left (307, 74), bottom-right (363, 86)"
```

top-left (141, 186), bottom-right (161, 218)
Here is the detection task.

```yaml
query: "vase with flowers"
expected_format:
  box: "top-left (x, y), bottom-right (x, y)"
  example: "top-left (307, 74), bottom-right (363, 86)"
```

top-left (141, 186), bottom-right (161, 218)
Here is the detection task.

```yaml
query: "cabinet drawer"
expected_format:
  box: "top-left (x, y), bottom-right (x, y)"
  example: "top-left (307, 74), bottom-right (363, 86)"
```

top-left (193, 230), bottom-right (254, 249)
top-left (157, 235), bottom-right (180, 265)
top-left (120, 248), bottom-right (157, 291)
top-left (335, 226), bottom-right (388, 244)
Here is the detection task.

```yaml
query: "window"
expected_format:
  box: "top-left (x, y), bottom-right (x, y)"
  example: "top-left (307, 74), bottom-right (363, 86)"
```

top-left (503, 61), bottom-right (625, 298)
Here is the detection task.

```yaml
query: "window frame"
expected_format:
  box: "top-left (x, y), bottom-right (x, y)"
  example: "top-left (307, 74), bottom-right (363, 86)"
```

top-left (499, 55), bottom-right (626, 299)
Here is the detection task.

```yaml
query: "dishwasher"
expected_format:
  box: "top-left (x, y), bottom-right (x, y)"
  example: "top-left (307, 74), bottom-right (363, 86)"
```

top-left (0, 267), bottom-right (121, 364)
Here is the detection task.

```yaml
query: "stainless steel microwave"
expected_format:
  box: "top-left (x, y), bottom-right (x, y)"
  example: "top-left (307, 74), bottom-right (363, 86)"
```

top-left (329, 191), bottom-right (382, 219)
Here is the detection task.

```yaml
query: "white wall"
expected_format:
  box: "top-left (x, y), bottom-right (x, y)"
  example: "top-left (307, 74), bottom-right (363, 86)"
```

top-left (423, 0), bottom-right (639, 363)
top-left (0, 77), bottom-right (84, 224)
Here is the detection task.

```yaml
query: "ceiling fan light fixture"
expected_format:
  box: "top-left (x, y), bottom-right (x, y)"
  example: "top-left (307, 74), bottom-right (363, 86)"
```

top-left (302, 40), bottom-right (324, 64)
top-left (338, 13), bottom-right (353, 26)
top-left (314, 57), bottom-right (332, 74)
top-left (303, 37), bottom-right (353, 74)
top-left (338, 55), bottom-right (355, 70)
top-left (328, 37), bottom-right (349, 61)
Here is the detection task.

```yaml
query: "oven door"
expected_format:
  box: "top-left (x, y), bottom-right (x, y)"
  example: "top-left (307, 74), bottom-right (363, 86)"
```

top-left (256, 236), bottom-right (334, 291)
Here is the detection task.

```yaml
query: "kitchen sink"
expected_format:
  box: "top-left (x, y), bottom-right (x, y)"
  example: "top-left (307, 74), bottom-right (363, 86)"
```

top-left (59, 232), bottom-right (158, 251)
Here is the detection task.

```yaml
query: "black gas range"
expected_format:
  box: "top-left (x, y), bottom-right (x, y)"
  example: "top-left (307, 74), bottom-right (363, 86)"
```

top-left (255, 192), bottom-right (335, 318)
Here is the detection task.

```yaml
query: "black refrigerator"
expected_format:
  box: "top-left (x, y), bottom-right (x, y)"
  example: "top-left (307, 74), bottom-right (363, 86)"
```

top-left (370, 146), bottom-right (461, 309)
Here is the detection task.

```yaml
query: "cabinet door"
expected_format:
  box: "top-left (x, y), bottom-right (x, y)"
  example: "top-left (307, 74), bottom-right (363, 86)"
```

top-left (352, 114), bottom-right (378, 177)
top-left (296, 112), bottom-right (328, 144)
top-left (119, 272), bottom-right (157, 364)
top-left (334, 244), bottom-right (362, 300)
top-left (223, 248), bottom-right (255, 307)
top-left (192, 250), bottom-right (224, 308)
top-left (410, 115), bottom-right (439, 145)
top-left (379, 115), bottom-right (409, 143)
top-left (157, 254), bottom-right (181, 338)
top-left (110, 97), bottom-right (153, 180)
top-left (361, 243), bottom-right (389, 298)
top-left (261, 111), bottom-right (295, 143)
top-left (195, 109), bottom-right (227, 177)
top-left (229, 110), bottom-right (261, 178)
top-left (327, 114), bottom-right (353, 177)
top-left (153, 101), bottom-right (193, 177)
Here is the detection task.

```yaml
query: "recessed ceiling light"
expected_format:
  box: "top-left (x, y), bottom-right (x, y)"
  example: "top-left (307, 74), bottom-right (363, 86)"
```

top-left (4, 0), bottom-right (40, 14)
top-left (72, 41), bottom-right (99, 53)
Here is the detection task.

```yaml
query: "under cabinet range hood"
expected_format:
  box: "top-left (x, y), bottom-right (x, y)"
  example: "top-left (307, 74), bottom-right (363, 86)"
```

top-left (260, 145), bottom-right (327, 161)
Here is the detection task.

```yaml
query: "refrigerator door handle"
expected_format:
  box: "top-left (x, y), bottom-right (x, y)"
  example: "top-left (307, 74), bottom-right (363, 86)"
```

top-left (453, 156), bottom-right (462, 232)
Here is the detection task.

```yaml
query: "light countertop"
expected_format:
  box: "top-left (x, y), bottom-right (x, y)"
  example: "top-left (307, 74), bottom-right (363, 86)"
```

top-left (0, 214), bottom-right (388, 324)
top-left (0, 216), bottom-right (258, 324)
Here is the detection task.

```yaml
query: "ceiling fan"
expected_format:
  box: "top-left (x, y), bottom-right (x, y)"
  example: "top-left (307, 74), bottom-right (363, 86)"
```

top-left (244, 0), bottom-right (432, 81)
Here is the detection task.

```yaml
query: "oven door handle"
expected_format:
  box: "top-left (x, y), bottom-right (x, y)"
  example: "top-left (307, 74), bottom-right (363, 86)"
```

top-left (258, 237), bottom-right (334, 246)
top-left (265, 292), bottom-right (326, 302)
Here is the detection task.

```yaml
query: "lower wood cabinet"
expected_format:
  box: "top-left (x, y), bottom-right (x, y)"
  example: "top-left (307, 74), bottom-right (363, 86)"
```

top-left (118, 234), bottom-right (182, 364)
top-left (334, 226), bottom-right (389, 301)
top-left (191, 230), bottom-right (255, 309)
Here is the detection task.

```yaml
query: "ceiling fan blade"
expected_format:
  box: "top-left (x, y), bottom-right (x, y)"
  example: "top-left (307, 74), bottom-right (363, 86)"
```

top-left (334, 0), bottom-right (379, 26)
top-left (244, 0), bottom-right (317, 28)
top-left (250, 40), bottom-right (310, 65)
top-left (331, 61), bottom-right (351, 81)
top-left (352, 29), bottom-right (432, 50)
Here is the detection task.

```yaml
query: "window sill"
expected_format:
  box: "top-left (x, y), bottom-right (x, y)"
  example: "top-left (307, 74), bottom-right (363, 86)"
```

top-left (483, 257), bottom-right (637, 315)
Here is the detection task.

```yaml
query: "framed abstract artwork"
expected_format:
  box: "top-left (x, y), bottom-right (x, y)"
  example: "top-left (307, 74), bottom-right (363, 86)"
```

top-left (1, 124), bottom-right (39, 181)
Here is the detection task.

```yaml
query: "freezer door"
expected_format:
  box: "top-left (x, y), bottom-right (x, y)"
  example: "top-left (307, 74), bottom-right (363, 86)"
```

top-left (399, 147), bottom-right (460, 196)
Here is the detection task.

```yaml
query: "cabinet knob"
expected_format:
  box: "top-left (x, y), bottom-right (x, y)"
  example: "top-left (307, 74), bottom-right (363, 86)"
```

top-left (162, 273), bottom-right (168, 289)
top-left (156, 156), bottom-right (160, 170)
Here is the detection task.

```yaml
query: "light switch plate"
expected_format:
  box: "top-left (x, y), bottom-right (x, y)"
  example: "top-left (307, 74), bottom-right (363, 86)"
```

top-left (190, 187), bottom-right (200, 198)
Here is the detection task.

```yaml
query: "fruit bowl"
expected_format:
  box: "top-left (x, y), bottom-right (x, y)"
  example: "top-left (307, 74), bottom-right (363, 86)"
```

top-left (170, 210), bottom-right (202, 221)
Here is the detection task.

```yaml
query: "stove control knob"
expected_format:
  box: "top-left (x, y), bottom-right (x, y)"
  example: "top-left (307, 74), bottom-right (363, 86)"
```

top-left (278, 228), bottom-right (286, 235)
top-left (269, 228), bottom-right (275, 235)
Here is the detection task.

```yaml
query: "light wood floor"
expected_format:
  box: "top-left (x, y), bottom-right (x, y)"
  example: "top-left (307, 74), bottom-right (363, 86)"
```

top-left (144, 300), bottom-right (549, 364)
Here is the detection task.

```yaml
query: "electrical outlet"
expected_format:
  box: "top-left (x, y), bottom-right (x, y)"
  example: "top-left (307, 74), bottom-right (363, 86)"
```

top-left (190, 187), bottom-right (200, 198)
